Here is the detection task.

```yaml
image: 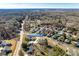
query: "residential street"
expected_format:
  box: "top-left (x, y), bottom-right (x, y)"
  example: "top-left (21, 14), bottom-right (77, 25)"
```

top-left (13, 17), bottom-right (28, 56)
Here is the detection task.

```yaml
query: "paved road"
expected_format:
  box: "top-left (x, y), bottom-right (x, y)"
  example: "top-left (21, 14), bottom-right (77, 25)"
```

top-left (13, 16), bottom-right (29, 56)
top-left (13, 20), bottom-right (24, 56)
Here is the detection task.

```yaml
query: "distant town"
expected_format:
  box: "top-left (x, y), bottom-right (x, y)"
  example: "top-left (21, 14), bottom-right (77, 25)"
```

top-left (0, 9), bottom-right (79, 56)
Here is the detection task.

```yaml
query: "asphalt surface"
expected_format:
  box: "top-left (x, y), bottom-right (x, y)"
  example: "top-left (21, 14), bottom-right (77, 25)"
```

top-left (13, 17), bottom-right (30, 56)
top-left (13, 21), bottom-right (24, 56)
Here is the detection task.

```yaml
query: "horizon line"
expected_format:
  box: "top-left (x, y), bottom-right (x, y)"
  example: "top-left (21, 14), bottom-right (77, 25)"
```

top-left (0, 3), bottom-right (79, 9)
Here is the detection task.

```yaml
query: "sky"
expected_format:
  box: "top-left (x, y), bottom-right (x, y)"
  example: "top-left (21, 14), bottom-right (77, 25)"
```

top-left (0, 3), bottom-right (79, 9)
top-left (0, 0), bottom-right (79, 3)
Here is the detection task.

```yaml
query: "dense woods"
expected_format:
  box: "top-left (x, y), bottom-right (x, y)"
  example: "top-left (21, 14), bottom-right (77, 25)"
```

top-left (0, 10), bottom-right (26, 40)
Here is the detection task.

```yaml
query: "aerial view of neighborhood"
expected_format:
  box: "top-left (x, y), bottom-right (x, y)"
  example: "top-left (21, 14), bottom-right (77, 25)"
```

top-left (0, 9), bottom-right (79, 56)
